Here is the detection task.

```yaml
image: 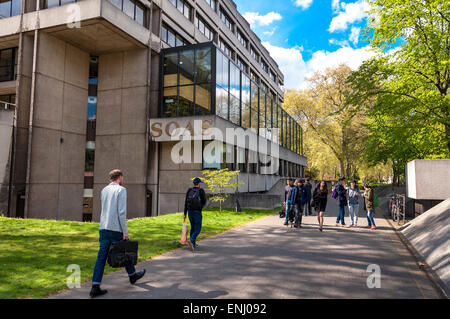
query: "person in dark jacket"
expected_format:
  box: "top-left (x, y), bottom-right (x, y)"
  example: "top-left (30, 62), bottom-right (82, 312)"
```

top-left (335, 177), bottom-right (348, 226)
top-left (293, 179), bottom-right (311, 228)
top-left (313, 180), bottom-right (328, 232)
top-left (304, 179), bottom-right (313, 216)
top-left (184, 177), bottom-right (207, 251)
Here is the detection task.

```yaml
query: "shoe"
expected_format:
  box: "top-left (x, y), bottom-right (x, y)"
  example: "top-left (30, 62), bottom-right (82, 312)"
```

top-left (194, 243), bottom-right (199, 248)
top-left (370, 226), bottom-right (376, 230)
top-left (129, 269), bottom-right (146, 285)
top-left (90, 285), bottom-right (108, 298)
top-left (187, 239), bottom-right (194, 252)
top-left (284, 221), bottom-right (288, 226)
top-left (319, 227), bottom-right (323, 232)
top-left (365, 225), bottom-right (371, 229)
top-left (294, 224), bottom-right (298, 228)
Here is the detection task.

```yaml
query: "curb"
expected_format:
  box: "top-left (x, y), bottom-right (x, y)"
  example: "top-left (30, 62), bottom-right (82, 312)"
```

top-left (378, 207), bottom-right (449, 299)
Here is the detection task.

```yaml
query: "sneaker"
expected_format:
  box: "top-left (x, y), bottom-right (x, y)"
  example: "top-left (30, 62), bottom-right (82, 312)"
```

top-left (371, 226), bottom-right (376, 230)
top-left (284, 221), bottom-right (288, 226)
top-left (194, 243), bottom-right (199, 248)
top-left (365, 225), bottom-right (371, 229)
top-left (89, 285), bottom-right (108, 298)
top-left (129, 269), bottom-right (146, 285)
top-left (187, 239), bottom-right (194, 252)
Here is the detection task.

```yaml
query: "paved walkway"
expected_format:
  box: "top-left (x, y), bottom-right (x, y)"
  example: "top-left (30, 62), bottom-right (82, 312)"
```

top-left (51, 197), bottom-right (441, 299)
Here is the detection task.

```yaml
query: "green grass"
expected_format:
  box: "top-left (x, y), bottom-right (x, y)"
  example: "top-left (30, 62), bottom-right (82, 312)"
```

top-left (0, 207), bottom-right (278, 299)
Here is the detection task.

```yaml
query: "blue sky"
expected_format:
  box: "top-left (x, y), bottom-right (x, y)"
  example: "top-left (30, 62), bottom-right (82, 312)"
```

top-left (234, 0), bottom-right (376, 89)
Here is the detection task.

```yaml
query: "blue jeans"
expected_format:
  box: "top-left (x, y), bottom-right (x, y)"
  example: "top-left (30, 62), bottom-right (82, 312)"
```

top-left (92, 229), bottom-right (136, 285)
top-left (367, 210), bottom-right (376, 227)
top-left (336, 205), bottom-right (346, 225)
top-left (348, 204), bottom-right (359, 225)
top-left (294, 203), bottom-right (303, 226)
top-left (188, 211), bottom-right (203, 245)
top-left (285, 200), bottom-right (292, 223)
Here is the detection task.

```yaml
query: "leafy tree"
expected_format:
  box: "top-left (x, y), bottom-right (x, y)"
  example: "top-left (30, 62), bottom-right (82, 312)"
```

top-left (200, 169), bottom-right (244, 212)
top-left (284, 65), bottom-right (368, 178)
top-left (347, 0), bottom-right (450, 182)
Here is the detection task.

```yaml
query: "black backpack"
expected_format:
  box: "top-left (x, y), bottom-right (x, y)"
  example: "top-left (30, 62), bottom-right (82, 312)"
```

top-left (186, 188), bottom-right (202, 211)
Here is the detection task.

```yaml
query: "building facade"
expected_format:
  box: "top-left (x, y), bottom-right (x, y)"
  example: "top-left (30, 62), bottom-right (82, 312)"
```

top-left (0, 0), bottom-right (307, 221)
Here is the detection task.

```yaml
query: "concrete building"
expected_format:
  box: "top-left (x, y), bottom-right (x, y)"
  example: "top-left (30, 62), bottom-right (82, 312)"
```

top-left (0, 0), bottom-right (307, 221)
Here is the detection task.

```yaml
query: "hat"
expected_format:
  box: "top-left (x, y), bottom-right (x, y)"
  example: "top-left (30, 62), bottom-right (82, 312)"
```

top-left (193, 177), bottom-right (202, 184)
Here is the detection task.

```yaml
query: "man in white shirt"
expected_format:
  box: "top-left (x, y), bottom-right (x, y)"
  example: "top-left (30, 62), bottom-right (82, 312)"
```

top-left (90, 169), bottom-right (146, 298)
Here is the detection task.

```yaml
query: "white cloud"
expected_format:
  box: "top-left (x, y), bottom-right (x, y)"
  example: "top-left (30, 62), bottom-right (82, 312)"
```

top-left (331, 0), bottom-right (341, 13)
top-left (349, 26), bottom-right (360, 45)
top-left (262, 42), bottom-right (376, 89)
top-left (262, 42), bottom-right (308, 90)
top-left (294, 0), bottom-right (313, 10)
top-left (243, 12), bottom-right (282, 28)
top-left (329, 0), bottom-right (370, 32)
top-left (329, 38), bottom-right (350, 47)
top-left (263, 27), bottom-right (278, 37)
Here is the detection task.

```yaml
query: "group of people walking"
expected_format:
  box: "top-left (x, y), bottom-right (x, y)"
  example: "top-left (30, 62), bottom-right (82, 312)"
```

top-left (283, 176), bottom-right (377, 232)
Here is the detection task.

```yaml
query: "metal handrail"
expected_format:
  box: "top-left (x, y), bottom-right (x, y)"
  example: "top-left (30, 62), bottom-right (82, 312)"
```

top-left (0, 101), bottom-right (16, 110)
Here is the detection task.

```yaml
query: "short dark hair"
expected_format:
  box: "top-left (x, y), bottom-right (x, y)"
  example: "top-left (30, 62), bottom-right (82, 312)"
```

top-left (109, 169), bottom-right (123, 182)
top-left (339, 176), bottom-right (346, 181)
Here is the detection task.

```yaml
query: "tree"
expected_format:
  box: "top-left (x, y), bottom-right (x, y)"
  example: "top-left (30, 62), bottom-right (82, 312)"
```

top-left (347, 0), bottom-right (450, 181)
top-left (284, 65), bottom-right (368, 178)
top-left (200, 169), bottom-right (244, 212)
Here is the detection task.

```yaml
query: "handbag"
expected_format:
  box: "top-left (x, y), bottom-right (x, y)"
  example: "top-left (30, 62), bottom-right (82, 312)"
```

top-left (107, 240), bottom-right (138, 268)
top-left (180, 218), bottom-right (188, 244)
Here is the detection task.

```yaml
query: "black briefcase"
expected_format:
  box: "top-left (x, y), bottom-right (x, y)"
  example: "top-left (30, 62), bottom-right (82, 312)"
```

top-left (107, 240), bottom-right (138, 268)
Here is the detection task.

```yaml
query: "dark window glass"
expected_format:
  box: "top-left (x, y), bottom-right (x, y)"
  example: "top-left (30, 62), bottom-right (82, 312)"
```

top-left (163, 52), bottom-right (178, 87)
top-left (179, 49), bottom-right (194, 85)
top-left (229, 94), bottom-right (240, 126)
top-left (196, 47), bottom-right (211, 84)
top-left (0, 48), bottom-right (15, 82)
top-left (216, 86), bottom-right (228, 120)
top-left (178, 85), bottom-right (194, 116)
top-left (196, 83), bottom-right (211, 115)
top-left (163, 87), bottom-right (178, 117)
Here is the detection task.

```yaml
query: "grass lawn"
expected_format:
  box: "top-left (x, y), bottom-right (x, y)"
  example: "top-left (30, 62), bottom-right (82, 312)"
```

top-left (0, 207), bottom-right (278, 299)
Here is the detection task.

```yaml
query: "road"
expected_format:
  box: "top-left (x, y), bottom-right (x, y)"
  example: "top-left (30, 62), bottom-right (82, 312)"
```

top-left (51, 197), bottom-right (441, 299)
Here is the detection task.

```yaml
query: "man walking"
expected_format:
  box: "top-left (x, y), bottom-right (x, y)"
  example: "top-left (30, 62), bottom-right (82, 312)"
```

top-left (304, 178), bottom-right (313, 215)
top-left (284, 179), bottom-right (294, 226)
top-left (184, 177), bottom-right (207, 252)
top-left (90, 169), bottom-right (146, 298)
top-left (335, 177), bottom-right (348, 227)
top-left (294, 179), bottom-right (311, 228)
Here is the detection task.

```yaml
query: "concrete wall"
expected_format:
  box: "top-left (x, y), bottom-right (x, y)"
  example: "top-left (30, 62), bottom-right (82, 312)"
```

top-left (27, 32), bottom-right (89, 220)
top-left (0, 109), bottom-right (14, 215)
top-left (400, 198), bottom-right (450, 295)
top-left (92, 48), bottom-right (150, 221)
top-left (406, 159), bottom-right (450, 200)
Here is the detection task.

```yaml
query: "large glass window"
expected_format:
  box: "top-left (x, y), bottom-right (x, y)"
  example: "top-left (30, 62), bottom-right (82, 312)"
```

top-left (204, 0), bottom-right (216, 11)
top-left (162, 46), bottom-right (212, 117)
top-left (241, 74), bottom-right (250, 129)
top-left (259, 89), bottom-right (266, 138)
top-left (0, 0), bottom-right (21, 18)
top-left (0, 47), bottom-right (17, 82)
top-left (237, 30), bottom-right (248, 48)
top-left (250, 80), bottom-right (258, 134)
top-left (219, 38), bottom-right (233, 59)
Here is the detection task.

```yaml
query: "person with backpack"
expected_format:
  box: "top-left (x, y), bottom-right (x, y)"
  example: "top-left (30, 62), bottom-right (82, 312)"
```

top-left (313, 180), bottom-right (328, 232)
top-left (184, 177), bottom-right (207, 251)
top-left (347, 180), bottom-right (361, 227)
top-left (334, 177), bottom-right (348, 227)
top-left (294, 179), bottom-right (311, 228)
top-left (363, 183), bottom-right (376, 230)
